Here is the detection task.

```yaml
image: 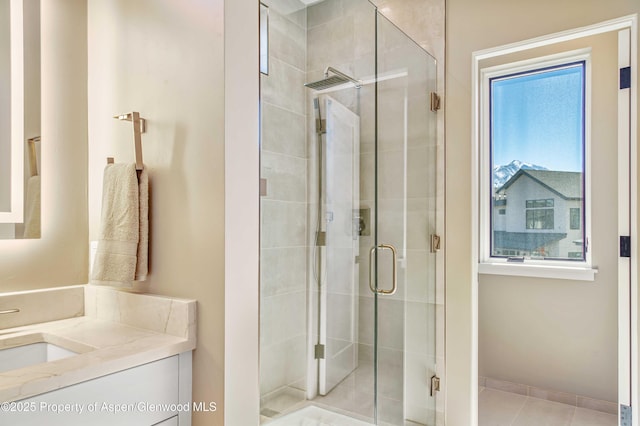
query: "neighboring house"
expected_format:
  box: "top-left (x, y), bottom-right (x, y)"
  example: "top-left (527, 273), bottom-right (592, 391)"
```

top-left (493, 169), bottom-right (584, 259)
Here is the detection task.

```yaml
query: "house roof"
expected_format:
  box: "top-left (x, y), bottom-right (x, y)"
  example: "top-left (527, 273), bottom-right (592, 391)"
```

top-left (498, 170), bottom-right (583, 200)
top-left (493, 230), bottom-right (568, 251)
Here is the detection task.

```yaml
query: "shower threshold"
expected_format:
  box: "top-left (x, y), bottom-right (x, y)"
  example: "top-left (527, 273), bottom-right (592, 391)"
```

top-left (263, 405), bottom-right (374, 426)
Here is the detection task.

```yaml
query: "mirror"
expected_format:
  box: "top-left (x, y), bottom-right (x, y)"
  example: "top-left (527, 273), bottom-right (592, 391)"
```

top-left (0, 0), bottom-right (40, 239)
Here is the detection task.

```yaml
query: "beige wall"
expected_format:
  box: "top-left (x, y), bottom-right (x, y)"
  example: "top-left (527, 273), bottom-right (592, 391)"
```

top-left (87, 1), bottom-right (225, 425)
top-left (479, 32), bottom-right (620, 403)
top-left (0, 0), bottom-right (88, 291)
top-left (446, 0), bottom-right (640, 423)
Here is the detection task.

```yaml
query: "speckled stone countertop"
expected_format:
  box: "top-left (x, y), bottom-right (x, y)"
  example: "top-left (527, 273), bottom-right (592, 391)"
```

top-left (0, 285), bottom-right (196, 402)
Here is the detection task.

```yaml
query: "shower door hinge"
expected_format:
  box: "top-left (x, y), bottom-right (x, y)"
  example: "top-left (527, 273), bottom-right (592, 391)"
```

top-left (316, 231), bottom-right (326, 246)
top-left (314, 344), bottom-right (325, 359)
top-left (260, 178), bottom-right (268, 197)
top-left (620, 236), bottom-right (631, 258)
top-left (430, 375), bottom-right (440, 396)
top-left (358, 207), bottom-right (371, 236)
top-left (430, 92), bottom-right (441, 112)
top-left (620, 66), bottom-right (631, 89)
top-left (316, 118), bottom-right (326, 134)
top-left (431, 234), bottom-right (441, 253)
top-left (620, 404), bottom-right (631, 426)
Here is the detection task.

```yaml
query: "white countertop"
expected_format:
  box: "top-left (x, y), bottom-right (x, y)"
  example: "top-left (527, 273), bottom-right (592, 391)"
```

top-left (0, 285), bottom-right (197, 403)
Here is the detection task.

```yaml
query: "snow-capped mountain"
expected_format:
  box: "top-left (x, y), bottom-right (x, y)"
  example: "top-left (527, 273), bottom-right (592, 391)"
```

top-left (493, 160), bottom-right (548, 188)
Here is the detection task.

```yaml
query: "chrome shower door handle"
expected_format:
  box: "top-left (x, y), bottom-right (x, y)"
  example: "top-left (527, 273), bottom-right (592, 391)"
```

top-left (368, 244), bottom-right (398, 295)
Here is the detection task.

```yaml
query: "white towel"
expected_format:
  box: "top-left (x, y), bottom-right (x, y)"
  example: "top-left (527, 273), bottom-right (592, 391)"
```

top-left (136, 168), bottom-right (149, 281)
top-left (92, 163), bottom-right (149, 288)
top-left (23, 175), bottom-right (41, 238)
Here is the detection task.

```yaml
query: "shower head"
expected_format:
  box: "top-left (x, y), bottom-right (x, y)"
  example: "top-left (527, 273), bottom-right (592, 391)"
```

top-left (305, 75), bottom-right (352, 90)
top-left (304, 66), bottom-right (362, 90)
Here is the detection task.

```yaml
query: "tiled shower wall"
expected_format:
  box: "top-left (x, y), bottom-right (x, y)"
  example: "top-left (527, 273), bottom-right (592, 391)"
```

top-left (259, 1), bottom-right (308, 399)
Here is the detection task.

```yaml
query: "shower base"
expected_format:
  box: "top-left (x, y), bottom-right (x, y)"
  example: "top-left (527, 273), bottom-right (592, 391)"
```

top-left (264, 405), bottom-right (374, 426)
top-left (261, 358), bottom-right (427, 426)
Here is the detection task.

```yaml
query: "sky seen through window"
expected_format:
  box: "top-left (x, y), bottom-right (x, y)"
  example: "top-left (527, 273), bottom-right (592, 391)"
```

top-left (491, 63), bottom-right (585, 172)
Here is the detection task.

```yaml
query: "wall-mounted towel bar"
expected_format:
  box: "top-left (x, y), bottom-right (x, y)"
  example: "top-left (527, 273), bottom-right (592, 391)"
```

top-left (27, 136), bottom-right (40, 177)
top-left (112, 112), bottom-right (146, 171)
top-left (114, 112), bottom-right (146, 133)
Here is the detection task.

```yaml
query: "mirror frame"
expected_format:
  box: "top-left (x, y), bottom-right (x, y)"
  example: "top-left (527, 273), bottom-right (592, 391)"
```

top-left (0, 0), bottom-right (24, 223)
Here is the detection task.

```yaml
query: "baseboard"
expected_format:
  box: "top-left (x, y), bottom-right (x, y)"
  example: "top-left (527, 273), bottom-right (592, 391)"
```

top-left (479, 376), bottom-right (617, 415)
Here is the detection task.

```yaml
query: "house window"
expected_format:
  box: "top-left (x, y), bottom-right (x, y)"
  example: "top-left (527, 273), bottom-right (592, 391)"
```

top-left (526, 199), bottom-right (554, 208)
top-left (526, 208), bottom-right (554, 230)
top-left (570, 207), bottom-right (580, 230)
top-left (482, 55), bottom-right (587, 264)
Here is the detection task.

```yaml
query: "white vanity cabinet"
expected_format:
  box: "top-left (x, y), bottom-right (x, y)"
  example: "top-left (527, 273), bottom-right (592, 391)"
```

top-left (3, 352), bottom-right (192, 426)
top-left (0, 286), bottom-right (197, 426)
top-left (154, 416), bottom-right (179, 425)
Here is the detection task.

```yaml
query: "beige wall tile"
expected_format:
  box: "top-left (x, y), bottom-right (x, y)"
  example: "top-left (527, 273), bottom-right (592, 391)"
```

top-left (261, 290), bottom-right (306, 347)
top-left (261, 103), bottom-right (307, 158)
top-left (260, 247), bottom-right (307, 297)
top-left (485, 377), bottom-right (528, 396)
top-left (571, 407), bottom-right (617, 425)
top-left (307, 0), bottom-right (344, 29)
top-left (576, 396), bottom-right (618, 415)
top-left (261, 152), bottom-right (307, 202)
top-left (529, 387), bottom-right (577, 407)
top-left (261, 200), bottom-right (307, 248)
top-left (269, 9), bottom-right (307, 71)
top-left (262, 58), bottom-right (306, 114)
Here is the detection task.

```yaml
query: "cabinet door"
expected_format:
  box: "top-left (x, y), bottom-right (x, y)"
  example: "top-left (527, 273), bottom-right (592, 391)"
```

top-left (3, 356), bottom-right (179, 426)
top-left (153, 416), bottom-right (178, 426)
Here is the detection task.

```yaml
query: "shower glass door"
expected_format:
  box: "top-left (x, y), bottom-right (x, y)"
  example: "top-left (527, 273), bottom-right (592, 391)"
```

top-left (258, 1), bottom-right (439, 424)
top-left (370, 12), bottom-right (439, 425)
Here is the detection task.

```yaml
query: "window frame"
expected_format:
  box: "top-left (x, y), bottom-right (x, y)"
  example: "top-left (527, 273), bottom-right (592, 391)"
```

top-left (478, 49), bottom-right (594, 279)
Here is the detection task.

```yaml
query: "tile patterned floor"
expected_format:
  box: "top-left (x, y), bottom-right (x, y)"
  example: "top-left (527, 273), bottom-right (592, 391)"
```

top-left (479, 388), bottom-right (617, 426)
top-left (262, 360), bottom-right (413, 425)
top-left (265, 388), bottom-right (615, 426)
top-left (264, 375), bottom-right (615, 425)
top-left (265, 405), bottom-right (375, 426)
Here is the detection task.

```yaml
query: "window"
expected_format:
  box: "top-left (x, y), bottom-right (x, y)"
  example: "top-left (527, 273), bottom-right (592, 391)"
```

top-left (526, 209), bottom-right (554, 229)
top-left (570, 208), bottom-right (580, 230)
top-left (526, 199), bottom-right (554, 208)
top-left (480, 52), bottom-right (589, 266)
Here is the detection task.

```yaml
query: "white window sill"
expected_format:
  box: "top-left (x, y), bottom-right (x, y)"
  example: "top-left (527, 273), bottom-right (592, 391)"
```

top-left (478, 262), bottom-right (598, 281)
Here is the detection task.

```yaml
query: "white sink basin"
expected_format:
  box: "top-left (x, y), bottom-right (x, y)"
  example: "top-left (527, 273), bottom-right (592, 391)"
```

top-left (0, 332), bottom-right (95, 374)
top-left (0, 342), bottom-right (78, 373)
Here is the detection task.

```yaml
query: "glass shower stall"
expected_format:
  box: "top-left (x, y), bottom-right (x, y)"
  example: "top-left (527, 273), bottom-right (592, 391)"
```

top-left (259, 1), bottom-right (440, 424)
